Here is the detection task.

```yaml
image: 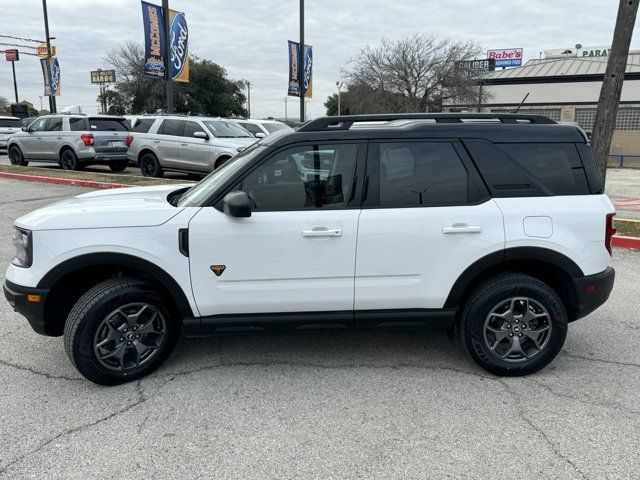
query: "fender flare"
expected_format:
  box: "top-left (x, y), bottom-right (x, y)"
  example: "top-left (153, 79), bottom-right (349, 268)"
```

top-left (37, 252), bottom-right (194, 317)
top-left (444, 247), bottom-right (584, 309)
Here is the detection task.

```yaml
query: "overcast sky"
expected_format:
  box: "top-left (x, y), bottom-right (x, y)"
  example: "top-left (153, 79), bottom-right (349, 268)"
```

top-left (1, 0), bottom-right (639, 119)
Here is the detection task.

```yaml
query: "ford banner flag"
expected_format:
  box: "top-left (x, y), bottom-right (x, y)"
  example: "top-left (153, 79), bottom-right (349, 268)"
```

top-left (40, 58), bottom-right (51, 96)
top-left (49, 57), bottom-right (61, 96)
top-left (288, 40), bottom-right (312, 98)
top-left (169, 9), bottom-right (189, 82)
top-left (141, 0), bottom-right (166, 79)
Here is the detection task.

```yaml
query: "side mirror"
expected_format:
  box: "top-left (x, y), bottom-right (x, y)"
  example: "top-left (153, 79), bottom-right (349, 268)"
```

top-left (222, 191), bottom-right (252, 218)
top-left (194, 131), bottom-right (209, 140)
top-left (21, 126), bottom-right (29, 132)
top-left (254, 132), bottom-right (266, 138)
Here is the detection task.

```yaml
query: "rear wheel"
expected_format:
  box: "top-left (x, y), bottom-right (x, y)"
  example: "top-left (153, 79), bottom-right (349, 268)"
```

top-left (109, 161), bottom-right (128, 172)
top-left (8, 145), bottom-right (28, 166)
top-left (63, 278), bottom-right (180, 385)
top-left (60, 149), bottom-right (83, 171)
top-left (460, 273), bottom-right (567, 376)
top-left (140, 152), bottom-right (163, 177)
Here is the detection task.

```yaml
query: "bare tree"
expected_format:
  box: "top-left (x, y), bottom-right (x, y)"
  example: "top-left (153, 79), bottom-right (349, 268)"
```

top-left (340, 33), bottom-right (484, 114)
top-left (0, 96), bottom-right (9, 112)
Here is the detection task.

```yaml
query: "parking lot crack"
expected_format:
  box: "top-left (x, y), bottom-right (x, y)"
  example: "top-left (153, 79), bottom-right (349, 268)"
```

top-left (0, 358), bottom-right (82, 382)
top-left (561, 352), bottom-right (640, 369)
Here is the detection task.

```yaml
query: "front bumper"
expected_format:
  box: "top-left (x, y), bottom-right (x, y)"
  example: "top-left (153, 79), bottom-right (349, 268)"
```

top-left (573, 267), bottom-right (615, 320)
top-left (3, 280), bottom-right (50, 335)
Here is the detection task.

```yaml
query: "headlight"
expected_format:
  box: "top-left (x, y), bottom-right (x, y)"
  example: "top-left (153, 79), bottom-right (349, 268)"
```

top-left (12, 227), bottom-right (32, 267)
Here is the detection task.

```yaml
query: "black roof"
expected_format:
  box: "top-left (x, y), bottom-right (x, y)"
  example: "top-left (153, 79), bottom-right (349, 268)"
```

top-left (267, 113), bottom-right (587, 147)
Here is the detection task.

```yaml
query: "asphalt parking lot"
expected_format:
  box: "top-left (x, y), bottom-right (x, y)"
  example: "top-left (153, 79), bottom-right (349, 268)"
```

top-left (1, 178), bottom-right (639, 479)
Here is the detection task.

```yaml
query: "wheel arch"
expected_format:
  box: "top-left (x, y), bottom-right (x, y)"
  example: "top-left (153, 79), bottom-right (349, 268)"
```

top-left (38, 252), bottom-right (194, 336)
top-left (58, 144), bottom-right (77, 159)
top-left (445, 247), bottom-right (583, 320)
top-left (137, 148), bottom-right (158, 164)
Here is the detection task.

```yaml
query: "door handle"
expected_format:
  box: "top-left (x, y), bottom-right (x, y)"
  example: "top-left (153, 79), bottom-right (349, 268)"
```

top-left (302, 228), bottom-right (343, 238)
top-left (179, 142), bottom-right (188, 146)
top-left (56, 136), bottom-right (62, 139)
top-left (442, 224), bottom-right (482, 234)
top-left (153, 140), bottom-right (160, 143)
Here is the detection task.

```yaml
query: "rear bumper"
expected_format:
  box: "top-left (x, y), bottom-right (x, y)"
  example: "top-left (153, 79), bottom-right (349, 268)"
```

top-left (573, 267), bottom-right (615, 320)
top-left (3, 280), bottom-right (50, 335)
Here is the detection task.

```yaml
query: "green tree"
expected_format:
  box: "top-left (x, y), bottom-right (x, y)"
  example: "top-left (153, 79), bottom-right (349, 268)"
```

top-left (97, 89), bottom-right (128, 115)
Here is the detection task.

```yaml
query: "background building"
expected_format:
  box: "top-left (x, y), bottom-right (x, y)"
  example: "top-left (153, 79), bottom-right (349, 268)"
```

top-left (447, 47), bottom-right (640, 160)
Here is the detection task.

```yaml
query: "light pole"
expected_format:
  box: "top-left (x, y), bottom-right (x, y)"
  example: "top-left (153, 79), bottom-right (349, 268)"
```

top-left (299, 0), bottom-right (305, 122)
top-left (162, 0), bottom-right (173, 113)
top-left (336, 81), bottom-right (343, 116)
top-left (284, 97), bottom-right (288, 121)
top-left (245, 81), bottom-right (251, 118)
top-left (42, 0), bottom-right (56, 113)
top-left (38, 96), bottom-right (44, 111)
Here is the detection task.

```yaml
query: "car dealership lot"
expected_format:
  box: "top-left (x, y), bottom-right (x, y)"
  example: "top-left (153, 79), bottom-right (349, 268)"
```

top-left (1, 178), bottom-right (639, 479)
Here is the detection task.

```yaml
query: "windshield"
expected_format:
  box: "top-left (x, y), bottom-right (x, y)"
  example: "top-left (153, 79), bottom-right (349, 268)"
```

top-left (203, 120), bottom-right (252, 138)
top-left (0, 119), bottom-right (21, 128)
top-left (263, 122), bottom-right (290, 134)
top-left (177, 143), bottom-right (268, 207)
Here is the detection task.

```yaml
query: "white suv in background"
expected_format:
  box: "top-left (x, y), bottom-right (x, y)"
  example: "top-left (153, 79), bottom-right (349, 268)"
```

top-left (0, 116), bottom-right (22, 150)
top-left (226, 118), bottom-right (293, 138)
top-left (4, 113), bottom-right (616, 385)
top-left (127, 115), bottom-right (257, 177)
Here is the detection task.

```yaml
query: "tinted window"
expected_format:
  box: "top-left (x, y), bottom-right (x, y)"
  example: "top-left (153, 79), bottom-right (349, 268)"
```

top-left (203, 120), bottom-right (252, 138)
top-left (0, 118), bottom-right (21, 128)
top-left (378, 142), bottom-right (469, 208)
top-left (263, 123), bottom-right (289, 134)
top-left (69, 117), bottom-right (89, 131)
top-left (132, 118), bottom-right (156, 133)
top-left (29, 117), bottom-right (48, 132)
top-left (158, 119), bottom-right (183, 136)
top-left (183, 121), bottom-right (204, 138)
top-left (238, 122), bottom-right (263, 136)
top-left (235, 143), bottom-right (358, 211)
top-left (88, 118), bottom-right (129, 131)
top-left (45, 117), bottom-right (63, 132)
top-left (465, 140), bottom-right (589, 196)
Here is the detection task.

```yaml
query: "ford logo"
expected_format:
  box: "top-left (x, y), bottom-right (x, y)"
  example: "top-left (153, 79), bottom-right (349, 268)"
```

top-left (50, 58), bottom-right (61, 95)
top-left (145, 61), bottom-right (165, 73)
top-left (170, 12), bottom-right (188, 79)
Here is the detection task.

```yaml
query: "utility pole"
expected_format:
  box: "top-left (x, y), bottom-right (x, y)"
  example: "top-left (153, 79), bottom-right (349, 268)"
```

top-left (42, 0), bottom-right (56, 113)
top-left (299, 0), bottom-right (305, 122)
top-left (246, 81), bottom-right (251, 118)
top-left (11, 60), bottom-right (18, 103)
top-left (590, 0), bottom-right (639, 183)
top-left (162, 0), bottom-right (173, 113)
top-left (284, 97), bottom-right (288, 121)
top-left (336, 81), bottom-right (343, 116)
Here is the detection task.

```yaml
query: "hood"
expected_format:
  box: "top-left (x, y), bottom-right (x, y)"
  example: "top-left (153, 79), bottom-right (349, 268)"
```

top-left (210, 137), bottom-right (257, 149)
top-left (15, 184), bottom-right (191, 231)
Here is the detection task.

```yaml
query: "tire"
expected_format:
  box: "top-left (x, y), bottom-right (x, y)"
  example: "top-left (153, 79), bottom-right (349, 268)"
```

top-left (460, 273), bottom-right (567, 376)
top-left (60, 149), bottom-right (83, 171)
top-left (8, 145), bottom-right (28, 166)
top-left (63, 278), bottom-right (180, 385)
top-left (109, 161), bottom-right (128, 172)
top-left (139, 152), bottom-right (164, 177)
top-left (214, 156), bottom-right (231, 169)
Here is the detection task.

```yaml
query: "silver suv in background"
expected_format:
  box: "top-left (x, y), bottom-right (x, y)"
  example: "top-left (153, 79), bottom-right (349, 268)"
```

top-left (0, 116), bottom-right (22, 150)
top-left (127, 115), bottom-right (256, 177)
top-left (7, 115), bottom-right (130, 171)
top-left (226, 118), bottom-right (293, 138)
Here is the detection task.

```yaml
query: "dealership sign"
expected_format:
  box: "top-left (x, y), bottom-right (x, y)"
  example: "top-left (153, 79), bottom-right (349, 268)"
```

top-left (487, 48), bottom-right (523, 67)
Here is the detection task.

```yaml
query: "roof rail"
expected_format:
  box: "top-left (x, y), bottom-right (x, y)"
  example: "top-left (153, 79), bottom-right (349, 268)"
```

top-left (298, 113), bottom-right (556, 132)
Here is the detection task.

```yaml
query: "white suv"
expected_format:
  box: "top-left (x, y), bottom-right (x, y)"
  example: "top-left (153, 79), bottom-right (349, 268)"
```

top-left (225, 118), bottom-right (293, 138)
top-left (3, 114), bottom-right (616, 385)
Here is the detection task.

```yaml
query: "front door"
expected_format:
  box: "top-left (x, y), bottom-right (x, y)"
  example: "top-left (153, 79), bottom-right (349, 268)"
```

top-left (179, 120), bottom-right (211, 173)
top-left (21, 117), bottom-right (48, 159)
top-left (188, 142), bottom-right (365, 319)
top-left (355, 140), bottom-right (505, 313)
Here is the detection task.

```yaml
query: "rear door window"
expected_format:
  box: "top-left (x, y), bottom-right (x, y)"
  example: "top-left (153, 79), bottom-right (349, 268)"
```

top-left (88, 118), bottom-right (129, 131)
top-left (238, 122), bottom-right (263, 136)
top-left (157, 119), bottom-right (184, 136)
top-left (464, 140), bottom-right (590, 196)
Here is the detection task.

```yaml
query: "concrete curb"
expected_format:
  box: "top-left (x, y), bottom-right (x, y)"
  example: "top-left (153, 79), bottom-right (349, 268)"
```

top-left (612, 235), bottom-right (640, 250)
top-left (0, 172), bottom-right (127, 190)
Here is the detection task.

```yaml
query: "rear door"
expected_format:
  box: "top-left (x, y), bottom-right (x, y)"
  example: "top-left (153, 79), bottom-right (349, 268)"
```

top-left (41, 116), bottom-right (64, 159)
top-left (354, 140), bottom-right (504, 317)
top-left (178, 120), bottom-right (211, 173)
top-left (154, 119), bottom-right (183, 168)
top-left (87, 117), bottom-right (129, 156)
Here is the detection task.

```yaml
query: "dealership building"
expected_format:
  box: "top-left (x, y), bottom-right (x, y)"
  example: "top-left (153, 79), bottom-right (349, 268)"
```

top-left (447, 46), bottom-right (640, 156)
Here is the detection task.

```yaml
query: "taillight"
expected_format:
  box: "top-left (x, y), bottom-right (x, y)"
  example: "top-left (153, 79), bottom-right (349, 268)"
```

top-left (605, 213), bottom-right (617, 255)
top-left (125, 135), bottom-right (133, 148)
top-left (80, 133), bottom-right (94, 146)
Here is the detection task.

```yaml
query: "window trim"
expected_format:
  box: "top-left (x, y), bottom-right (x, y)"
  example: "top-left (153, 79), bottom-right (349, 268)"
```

top-left (362, 138), bottom-right (490, 210)
top-left (207, 140), bottom-right (367, 212)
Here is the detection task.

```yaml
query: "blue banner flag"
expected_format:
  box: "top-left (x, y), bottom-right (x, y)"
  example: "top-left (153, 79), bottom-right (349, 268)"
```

top-left (141, 1), bottom-right (166, 79)
top-left (288, 41), bottom-right (313, 98)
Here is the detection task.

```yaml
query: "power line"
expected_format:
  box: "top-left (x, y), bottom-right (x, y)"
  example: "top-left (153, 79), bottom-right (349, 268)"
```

top-left (0, 42), bottom-right (37, 50)
top-left (0, 34), bottom-right (45, 44)
top-left (0, 49), bottom-right (40, 57)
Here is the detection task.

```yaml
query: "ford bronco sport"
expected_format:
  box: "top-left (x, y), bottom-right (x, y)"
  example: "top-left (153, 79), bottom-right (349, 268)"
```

top-left (3, 114), bottom-right (615, 385)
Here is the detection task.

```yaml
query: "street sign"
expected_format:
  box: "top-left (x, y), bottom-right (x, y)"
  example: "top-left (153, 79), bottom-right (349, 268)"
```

top-left (487, 48), bottom-right (523, 67)
top-left (5, 49), bottom-right (19, 62)
top-left (90, 69), bottom-right (116, 84)
top-left (36, 44), bottom-right (56, 58)
top-left (455, 59), bottom-right (495, 76)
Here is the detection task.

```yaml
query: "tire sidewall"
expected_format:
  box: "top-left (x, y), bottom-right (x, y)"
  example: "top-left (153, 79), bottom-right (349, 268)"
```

top-left (464, 281), bottom-right (568, 376)
top-left (140, 154), bottom-right (162, 177)
top-left (71, 286), bottom-right (179, 385)
top-left (9, 145), bottom-right (23, 165)
top-left (61, 149), bottom-right (79, 170)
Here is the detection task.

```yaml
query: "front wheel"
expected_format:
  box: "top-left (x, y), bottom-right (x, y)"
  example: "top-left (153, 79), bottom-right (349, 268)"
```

top-left (8, 145), bottom-right (28, 166)
top-left (63, 278), bottom-right (180, 385)
top-left (460, 274), bottom-right (567, 376)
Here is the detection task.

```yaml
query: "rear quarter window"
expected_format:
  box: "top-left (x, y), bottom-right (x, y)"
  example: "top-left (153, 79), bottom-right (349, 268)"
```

top-left (132, 118), bottom-right (156, 133)
top-left (0, 119), bottom-right (21, 128)
top-left (88, 118), bottom-right (129, 132)
top-left (464, 140), bottom-right (590, 196)
top-left (69, 117), bottom-right (89, 131)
